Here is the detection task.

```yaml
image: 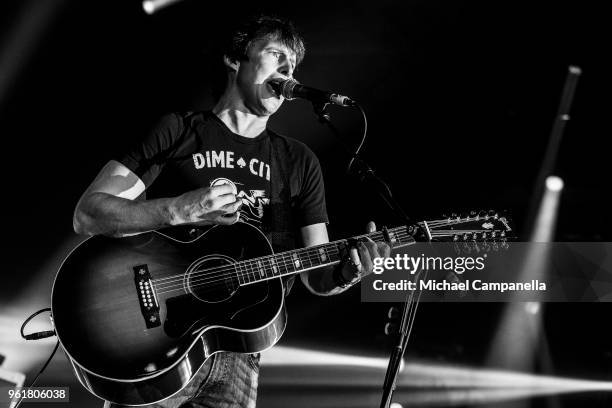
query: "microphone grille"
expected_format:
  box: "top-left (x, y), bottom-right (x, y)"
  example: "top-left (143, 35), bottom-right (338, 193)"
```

top-left (280, 78), bottom-right (299, 100)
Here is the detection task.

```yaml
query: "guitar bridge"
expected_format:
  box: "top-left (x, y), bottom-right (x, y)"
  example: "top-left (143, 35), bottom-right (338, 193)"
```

top-left (133, 264), bottom-right (161, 328)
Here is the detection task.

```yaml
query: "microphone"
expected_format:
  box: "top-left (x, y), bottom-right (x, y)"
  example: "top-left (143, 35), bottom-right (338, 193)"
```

top-left (269, 78), bottom-right (356, 107)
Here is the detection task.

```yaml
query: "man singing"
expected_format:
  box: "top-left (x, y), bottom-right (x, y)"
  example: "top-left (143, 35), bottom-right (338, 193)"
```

top-left (73, 15), bottom-right (390, 408)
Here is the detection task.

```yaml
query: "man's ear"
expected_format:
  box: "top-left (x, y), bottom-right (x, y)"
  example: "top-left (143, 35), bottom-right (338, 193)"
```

top-left (223, 55), bottom-right (240, 72)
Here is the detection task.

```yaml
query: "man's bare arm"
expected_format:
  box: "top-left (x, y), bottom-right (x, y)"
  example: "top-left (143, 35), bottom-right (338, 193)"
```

top-left (73, 160), bottom-right (242, 237)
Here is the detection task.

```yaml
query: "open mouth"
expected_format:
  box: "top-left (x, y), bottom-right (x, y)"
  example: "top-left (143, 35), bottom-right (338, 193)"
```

top-left (267, 79), bottom-right (282, 98)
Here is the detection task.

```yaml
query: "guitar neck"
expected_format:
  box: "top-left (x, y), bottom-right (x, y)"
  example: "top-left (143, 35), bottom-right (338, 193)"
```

top-left (235, 225), bottom-right (415, 286)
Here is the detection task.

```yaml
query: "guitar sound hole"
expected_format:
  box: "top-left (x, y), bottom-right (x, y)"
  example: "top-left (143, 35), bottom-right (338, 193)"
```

top-left (185, 255), bottom-right (239, 303)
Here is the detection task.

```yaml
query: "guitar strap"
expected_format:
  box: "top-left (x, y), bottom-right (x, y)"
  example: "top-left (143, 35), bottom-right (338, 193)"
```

top-left (266, 131), bottom-right (298, 294)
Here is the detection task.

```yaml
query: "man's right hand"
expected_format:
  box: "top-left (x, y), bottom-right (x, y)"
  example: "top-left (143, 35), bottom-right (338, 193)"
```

top-left (169, 184), bottom-right (243, 226)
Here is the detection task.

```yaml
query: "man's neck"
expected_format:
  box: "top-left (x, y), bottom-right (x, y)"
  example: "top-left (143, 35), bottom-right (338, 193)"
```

top-left (213, 101), bottom-right (268, 139)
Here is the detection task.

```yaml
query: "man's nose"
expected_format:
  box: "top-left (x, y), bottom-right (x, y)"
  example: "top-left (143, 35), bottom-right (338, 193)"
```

top-left (277, 58), bottom-right (293, 78)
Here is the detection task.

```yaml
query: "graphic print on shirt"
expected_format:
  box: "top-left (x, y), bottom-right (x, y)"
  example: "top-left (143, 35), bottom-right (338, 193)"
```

top-left (210, 178), bottom-right (270, 228)
top-left (192, 151), bottom-right (270, 181)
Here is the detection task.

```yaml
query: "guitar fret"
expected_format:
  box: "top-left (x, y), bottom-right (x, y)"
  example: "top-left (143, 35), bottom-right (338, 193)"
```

top-left (300, 250), bottom-right (313, 269)
top-left (247, 261), bottom-right (256, 283)
top-left (235, 263), bottom-right (243, 285)
top-left (330, 244), bottom-right (341, 262)
top-left (240, 262), bottom-right (248, 283)
top-left (263, 257), bottom-right (273, 278)
top-left (270, 257), bottom-right (279, 276)
top-left (292, 253), bottom-right (301, 270)
top-left (241, 263), bottom-right (249, 283)
top-left (235, 225), bottom-right (418, 287)
top-left (278, 254), bottom-right (291, 275)
top-left (323, 245), bottom-right (333, 261)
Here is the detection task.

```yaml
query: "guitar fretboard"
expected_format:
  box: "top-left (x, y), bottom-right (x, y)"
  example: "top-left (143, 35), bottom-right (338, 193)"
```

top-left (233, 226), bottom-right (414, 286)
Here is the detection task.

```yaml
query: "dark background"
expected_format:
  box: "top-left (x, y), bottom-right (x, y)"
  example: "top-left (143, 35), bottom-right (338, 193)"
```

top-left (1, 0), bottom-right (611, 406)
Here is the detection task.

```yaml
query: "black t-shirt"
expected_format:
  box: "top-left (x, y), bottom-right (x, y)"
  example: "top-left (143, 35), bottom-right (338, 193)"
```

top-left (119, 111), bottom-right (328, 234)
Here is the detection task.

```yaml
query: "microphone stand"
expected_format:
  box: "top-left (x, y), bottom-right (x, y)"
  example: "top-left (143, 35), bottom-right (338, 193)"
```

top-left (312, 101), bottom-right (423, 408)
top-left (312, 102), bottom-right (410, 223)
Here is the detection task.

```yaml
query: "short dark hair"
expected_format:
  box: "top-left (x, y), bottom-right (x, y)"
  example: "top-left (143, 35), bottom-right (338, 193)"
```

top-left (224, 15), bottom-right (306, 66)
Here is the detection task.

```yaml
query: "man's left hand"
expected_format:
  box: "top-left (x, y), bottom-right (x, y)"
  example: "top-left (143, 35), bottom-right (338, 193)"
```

top-left (337, 221), bottom-right (391, 286)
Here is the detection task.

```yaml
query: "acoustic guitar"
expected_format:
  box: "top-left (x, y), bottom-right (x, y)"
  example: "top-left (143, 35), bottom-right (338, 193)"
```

top-left (51, 212), bottom-right (511, 405)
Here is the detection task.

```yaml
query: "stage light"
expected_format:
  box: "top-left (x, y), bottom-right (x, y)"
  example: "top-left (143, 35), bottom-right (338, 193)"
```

top-left (525, 301), bottom-right (540, 315)
top-left (531, 175), bottom-right (563, 242)
top-left (142, 1), bottom-right (155, 14)
top-left (545, 175), bottom-right (564, 192)
top-left (142, 0), bottom-right (183, 15)
top-left (400, 361), bottom-right (612, 391)
top-left (261, 346), bottom-right (402, 371)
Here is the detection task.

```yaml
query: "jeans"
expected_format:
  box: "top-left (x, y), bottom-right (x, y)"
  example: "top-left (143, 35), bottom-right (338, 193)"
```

top-left (103, 352), bottom-right (259, 408)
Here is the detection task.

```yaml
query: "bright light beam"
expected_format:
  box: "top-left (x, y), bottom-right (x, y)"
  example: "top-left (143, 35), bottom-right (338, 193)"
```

top-left (142, 0), bottom-right (184, 15)
top-left (531, 175), bottom-right (564, 242)
top-left (0, 0), bottom-right (65, 109)
top-left (399, 362), bottom-right (612, 390)
top-left (261, 346), bottom-right (401, 371)
top-left (486, 175), bottom-right (564, 373)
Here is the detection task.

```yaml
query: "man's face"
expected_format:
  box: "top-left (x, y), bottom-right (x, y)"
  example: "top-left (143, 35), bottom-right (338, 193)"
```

top-left (234, 38), bottom-right (297, 116)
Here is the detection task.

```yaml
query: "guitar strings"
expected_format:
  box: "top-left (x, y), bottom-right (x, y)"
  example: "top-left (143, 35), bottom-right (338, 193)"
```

top-left (154, 224), bottom-right (502, 291)
top-left (153, 230), bottom-right (413, 295)
top-left (152, 221), bottom-right (503, 296)
top-left (153, 226), bottom-right (502, 296)
top-left (150, 218), bottom-right (499, 286)
top-left (154, 247), bottom-right (345, 295)
top-left (153, 230), bottom-right (410, 294)
top-left (152, 228), bottom-right (402, 286)
top-left (154, 226), bottom-right (503, 296)
top-left (154, 234), bottom-right (416, 296)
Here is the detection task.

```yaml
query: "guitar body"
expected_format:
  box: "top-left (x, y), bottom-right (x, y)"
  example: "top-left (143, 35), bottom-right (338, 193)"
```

top-left (51, 222), bottom-right (286, 405)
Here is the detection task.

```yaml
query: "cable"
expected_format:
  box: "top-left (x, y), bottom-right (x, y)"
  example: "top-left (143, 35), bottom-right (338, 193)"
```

top-left (347, 103), bottom-right (368, 174)
top-left (13, 308), bottom-right (59, 408)
top-left (20, 308), bottom-right (55, 340)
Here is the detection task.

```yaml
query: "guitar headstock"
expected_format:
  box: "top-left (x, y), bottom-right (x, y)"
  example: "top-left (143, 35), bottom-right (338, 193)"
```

top-left (418, 210), bottom-right (513, 254)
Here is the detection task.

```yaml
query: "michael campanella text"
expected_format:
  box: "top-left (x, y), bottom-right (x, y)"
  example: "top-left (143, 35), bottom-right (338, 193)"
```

top-left (373, 279), bottom-right (547, 292)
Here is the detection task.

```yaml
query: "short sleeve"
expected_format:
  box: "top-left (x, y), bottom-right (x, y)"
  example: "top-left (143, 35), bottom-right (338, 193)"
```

top-left (118, 113), bottom-right (182, 188)
top-left (295, 147), bottom-right (329, 227)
